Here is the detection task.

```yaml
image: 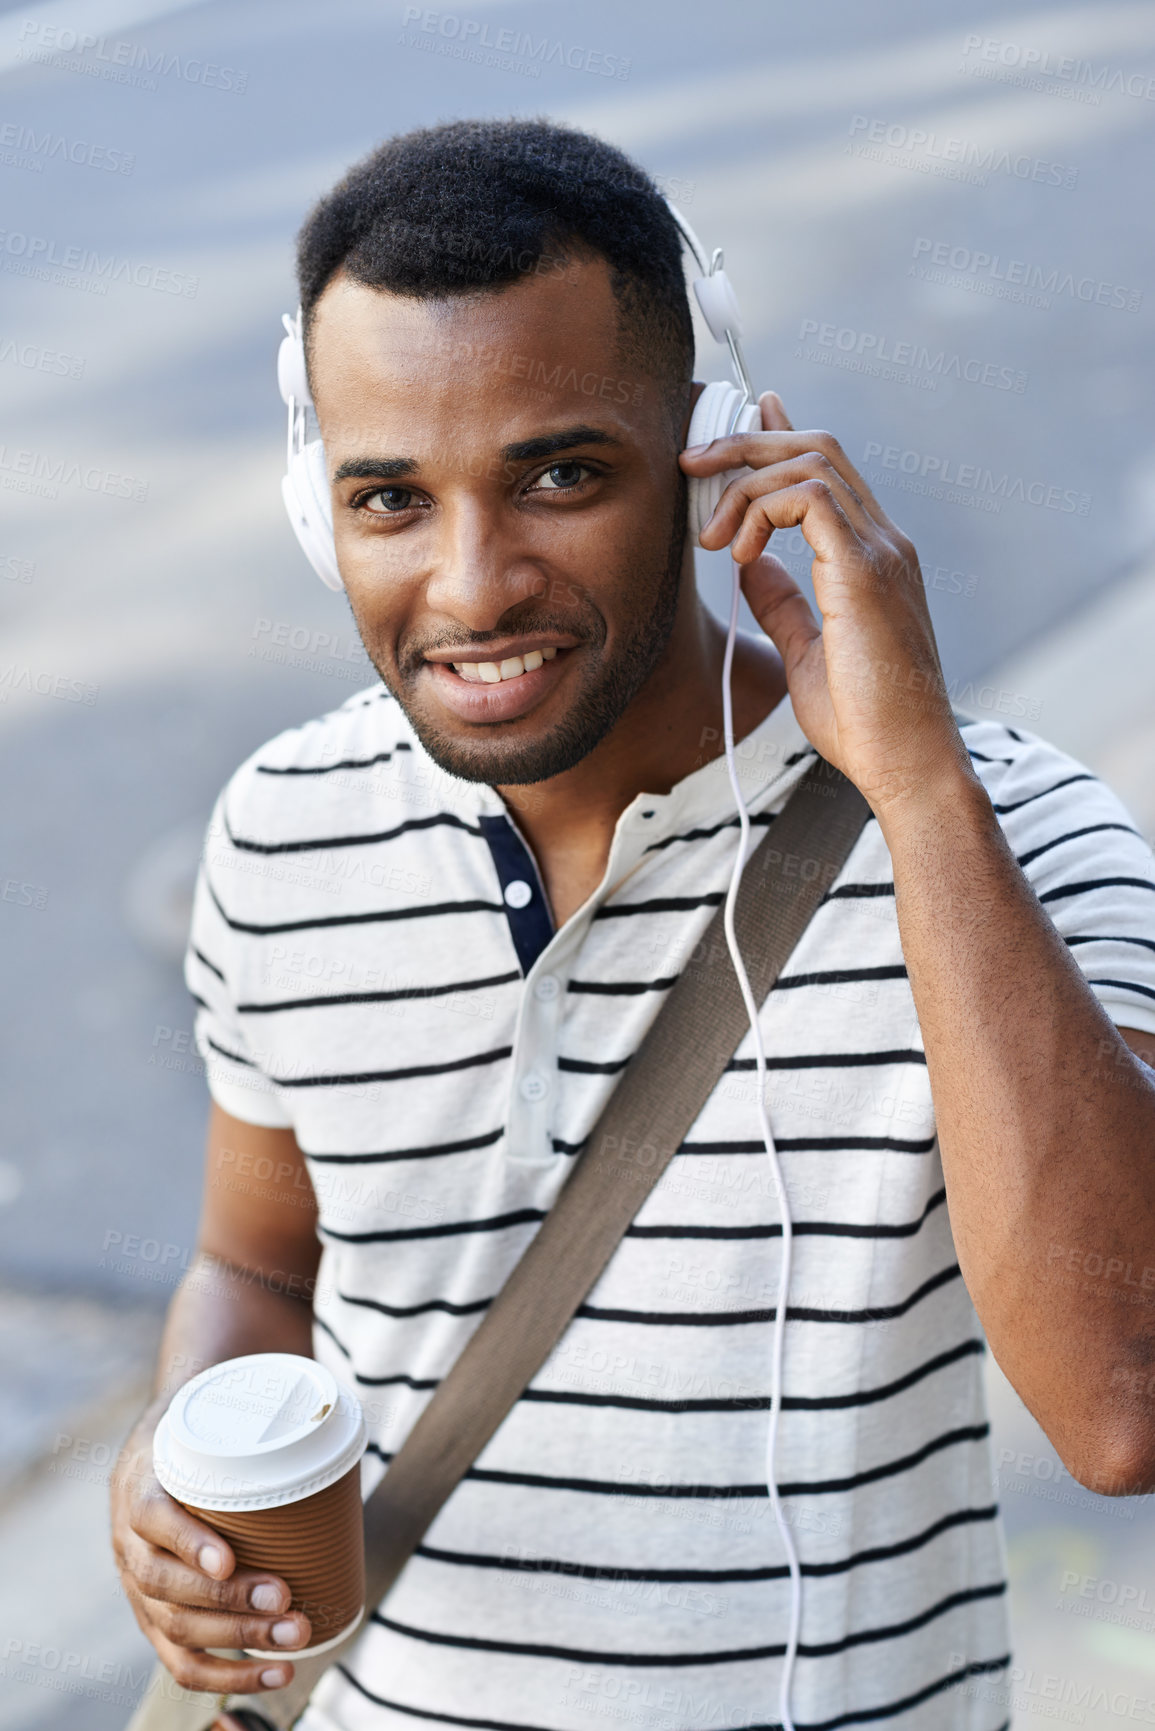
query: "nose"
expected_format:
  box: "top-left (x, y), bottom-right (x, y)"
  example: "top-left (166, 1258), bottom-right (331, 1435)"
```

top-left (422, 495), bottom-right (547, 633)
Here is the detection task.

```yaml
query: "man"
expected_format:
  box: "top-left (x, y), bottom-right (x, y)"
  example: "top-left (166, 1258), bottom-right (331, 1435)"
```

top-left (111, 118), bottom-right (1155, 1731)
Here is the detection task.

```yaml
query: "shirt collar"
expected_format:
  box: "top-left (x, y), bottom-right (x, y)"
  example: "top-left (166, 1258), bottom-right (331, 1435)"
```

top-left (625, 689), bottom-right (814, 836)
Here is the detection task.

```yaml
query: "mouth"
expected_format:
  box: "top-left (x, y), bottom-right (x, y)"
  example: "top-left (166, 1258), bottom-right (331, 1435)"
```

top-left (451, 645), bottom-right (559, 685)
top-left (422, 640), bottom-right (576, 724)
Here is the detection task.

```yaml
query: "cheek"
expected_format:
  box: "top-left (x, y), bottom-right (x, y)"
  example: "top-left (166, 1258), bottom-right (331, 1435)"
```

top-left (561, 482), bottom-right (673, 575)
top-left (340, 563), bottom-right (414, 658)
top-left (335, 519), bottom-right (420, 605)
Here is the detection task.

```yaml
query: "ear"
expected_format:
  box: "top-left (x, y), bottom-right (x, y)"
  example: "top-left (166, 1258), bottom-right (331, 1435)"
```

top-left (680, 381), bottom-right (707, 451)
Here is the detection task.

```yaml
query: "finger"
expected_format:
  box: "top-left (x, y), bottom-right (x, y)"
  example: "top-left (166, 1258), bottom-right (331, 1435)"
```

top-left (791, 429), bottom-right (900, 531)
top-left (130, 1480), bottom-right (238, 1583)
top-left (699, 471), bottom-right (868, 573)
top-left (120, 1526), bottom-right (292, 1617)
top-left (735, 479), bottom-right (866, 578)
top-left (150, 1627), bottom-right (295, 1698)
top-left (759, 390), bottom-right (794, 432)
top-left (700, 454), bottom-right (878, 553)
top-left (135, 1589), bottom-right (311, 1656)
top-left (682, 429), bottom-right (902, 537)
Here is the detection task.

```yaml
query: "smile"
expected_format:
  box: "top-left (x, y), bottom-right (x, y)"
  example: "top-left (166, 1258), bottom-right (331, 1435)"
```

top-left (424, 641), bottom-right (573, 723)
top-left (451, 647), bottom-right (560, 684)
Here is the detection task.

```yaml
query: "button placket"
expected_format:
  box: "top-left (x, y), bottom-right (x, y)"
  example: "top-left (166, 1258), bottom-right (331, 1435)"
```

top-left (505, 938), bottom-right (572, 1165)
top-left (494, 705), bottom-right (813, 1167)
top-left (501, 800), bottom-right (667, 1167)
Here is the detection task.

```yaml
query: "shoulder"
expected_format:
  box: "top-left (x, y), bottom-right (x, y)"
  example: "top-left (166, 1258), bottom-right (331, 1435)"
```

top-left (211, 682), bottom-right (483, 846)
top-left (220, 680), bottom-right (407, 810)
top-left (954, 711), bottom-right (1154, 898)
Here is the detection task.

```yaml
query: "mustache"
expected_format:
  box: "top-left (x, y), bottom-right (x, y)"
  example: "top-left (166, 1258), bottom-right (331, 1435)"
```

top-left (398, 606), bottom-right (603, 676)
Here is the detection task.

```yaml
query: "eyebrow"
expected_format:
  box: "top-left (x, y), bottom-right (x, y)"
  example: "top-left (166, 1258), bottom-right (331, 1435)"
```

top-left (501, 425), bottom-right (621, 463)
top-left (330, 425), bottom-right (621, 485)
top-left (331, 456), bottom-right (418, 483)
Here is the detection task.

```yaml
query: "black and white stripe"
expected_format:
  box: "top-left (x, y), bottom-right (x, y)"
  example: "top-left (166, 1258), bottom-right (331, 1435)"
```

top-left (183, 682), bottom-right (1155, 1731)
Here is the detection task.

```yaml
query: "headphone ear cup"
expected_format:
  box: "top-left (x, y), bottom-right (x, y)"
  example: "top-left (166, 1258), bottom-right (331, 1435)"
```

top-left (685, 382), bottom-right (761, 541)
top-left (283, 439), bottom-right (343, 592)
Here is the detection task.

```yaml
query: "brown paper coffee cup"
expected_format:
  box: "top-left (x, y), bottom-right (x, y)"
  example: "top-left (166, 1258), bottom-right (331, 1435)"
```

top-left (183, 1461), bottom-right (364, 1652)
top-left (153, 1353), bottom-right (368, 1658)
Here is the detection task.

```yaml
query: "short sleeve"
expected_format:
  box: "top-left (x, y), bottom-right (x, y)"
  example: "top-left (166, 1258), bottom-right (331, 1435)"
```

top-left (965, 719), bottom-right (1155, 1038)
top-left (182, 791), bottom-right (295, 1128)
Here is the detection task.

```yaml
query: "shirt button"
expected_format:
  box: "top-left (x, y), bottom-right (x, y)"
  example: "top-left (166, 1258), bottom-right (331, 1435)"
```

top-left (504, 879), bottom-right (533, 909)
top-left (534, 975), bottom-right (560, 1002)
top-left (519, 1072), bottom-right (548, 1102)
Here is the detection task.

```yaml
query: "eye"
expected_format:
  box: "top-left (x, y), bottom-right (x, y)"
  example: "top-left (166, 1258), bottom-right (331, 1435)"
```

top-left (357, 486), bottom-right (418, 515)
top-left (528, 460), bottom-right (592, 494)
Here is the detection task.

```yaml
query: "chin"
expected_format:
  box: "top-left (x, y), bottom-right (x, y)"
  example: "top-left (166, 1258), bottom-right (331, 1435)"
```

top-left (402, 709), bottom-right (602, 787)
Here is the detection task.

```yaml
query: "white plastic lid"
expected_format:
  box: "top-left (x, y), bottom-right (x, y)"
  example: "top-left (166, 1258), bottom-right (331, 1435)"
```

top-left (153, 1353), bottom-right (366, 1512)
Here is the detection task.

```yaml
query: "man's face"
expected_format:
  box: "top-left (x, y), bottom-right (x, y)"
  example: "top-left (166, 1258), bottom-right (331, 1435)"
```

top-left (307, 257), bottom-right (690, 785)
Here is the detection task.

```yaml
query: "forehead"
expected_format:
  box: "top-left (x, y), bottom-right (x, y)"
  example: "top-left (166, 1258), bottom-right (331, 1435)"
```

top-left (306, 259), bottom-right (660, 447)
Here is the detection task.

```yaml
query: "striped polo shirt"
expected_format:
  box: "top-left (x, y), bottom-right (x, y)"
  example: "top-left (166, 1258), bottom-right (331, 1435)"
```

top-left (184, 678), bottom-right (1155, 1731)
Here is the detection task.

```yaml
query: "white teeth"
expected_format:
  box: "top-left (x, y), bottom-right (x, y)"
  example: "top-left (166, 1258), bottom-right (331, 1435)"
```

top-left (450, 647), bottom-right (562, 684)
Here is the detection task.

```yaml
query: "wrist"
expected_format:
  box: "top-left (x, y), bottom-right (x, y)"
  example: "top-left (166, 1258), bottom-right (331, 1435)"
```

top-left (869, 750), bottom-right (993, 852)
top-left (126, 1395), bottom-right (168, 1456)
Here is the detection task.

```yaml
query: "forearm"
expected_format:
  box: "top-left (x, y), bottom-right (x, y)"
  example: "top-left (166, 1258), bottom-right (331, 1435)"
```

top-left (145, 1252), bottom-right (317, 1419)
top-left (877, 765), bottom-right (1155, 1489)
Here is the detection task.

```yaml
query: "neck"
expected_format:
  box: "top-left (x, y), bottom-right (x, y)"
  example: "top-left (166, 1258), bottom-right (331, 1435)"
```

top-left (496, 559), bottom-right (787, 926)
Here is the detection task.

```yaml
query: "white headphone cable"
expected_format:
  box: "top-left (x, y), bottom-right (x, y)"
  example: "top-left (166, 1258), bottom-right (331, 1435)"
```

top-left (719, 560), bottom-right (802, 1731)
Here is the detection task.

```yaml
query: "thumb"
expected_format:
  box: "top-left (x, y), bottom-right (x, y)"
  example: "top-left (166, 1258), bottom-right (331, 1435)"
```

top-left (739, 552), bottom-right (821, 677)
top-left (759, 391), bottom-right (794, 433)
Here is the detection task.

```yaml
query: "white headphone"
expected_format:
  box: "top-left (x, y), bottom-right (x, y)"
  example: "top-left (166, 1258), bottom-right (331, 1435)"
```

top-left (274, 204), bottom-right (803, 1731)
top-left (275, 200), bottom-right (760, 590)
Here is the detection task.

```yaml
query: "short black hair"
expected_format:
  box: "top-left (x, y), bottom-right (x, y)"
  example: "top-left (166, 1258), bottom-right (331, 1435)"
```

top-left (295, 117), bottom-right (694, 429)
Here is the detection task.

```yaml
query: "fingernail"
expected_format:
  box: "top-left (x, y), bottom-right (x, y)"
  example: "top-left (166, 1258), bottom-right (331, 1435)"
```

top-left (198, 1544), bottom-right (224, 1577)
top-left (271, 1620), bottom-right (300, 1646)
top-left (260, 1667), bottom-right (288, 1688)
top-left (683, 442), bottom-right (709, 455)
top-left (250, 1583), bottom-right (281, 1612)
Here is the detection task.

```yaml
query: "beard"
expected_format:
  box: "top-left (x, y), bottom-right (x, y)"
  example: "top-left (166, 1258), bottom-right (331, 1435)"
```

top-left (364, 487), bottom-right (689, 786)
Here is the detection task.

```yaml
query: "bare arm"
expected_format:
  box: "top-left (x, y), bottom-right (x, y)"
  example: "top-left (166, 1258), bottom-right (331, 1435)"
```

top-left (683, 392), bottom-right (1155, 1492)
top-left (878, 766), bottom-right (1155, 1492)
top-left (110, 1104), bottom-right (323, 1701)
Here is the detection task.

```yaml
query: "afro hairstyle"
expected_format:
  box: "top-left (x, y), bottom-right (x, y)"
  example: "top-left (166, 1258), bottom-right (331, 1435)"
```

top-left (295, 117), bottom-right (695, 430)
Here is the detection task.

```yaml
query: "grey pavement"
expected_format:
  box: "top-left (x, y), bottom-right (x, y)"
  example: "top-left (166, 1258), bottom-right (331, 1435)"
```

top-left (2, 0), bottom-right (1155, 1724)
top-left (0, 1344), bottom-right (160, 1731)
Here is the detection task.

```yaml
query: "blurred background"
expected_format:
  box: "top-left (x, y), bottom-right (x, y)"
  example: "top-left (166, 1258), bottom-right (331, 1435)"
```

top-left (2, 0), bottom-right (1155, 1723)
